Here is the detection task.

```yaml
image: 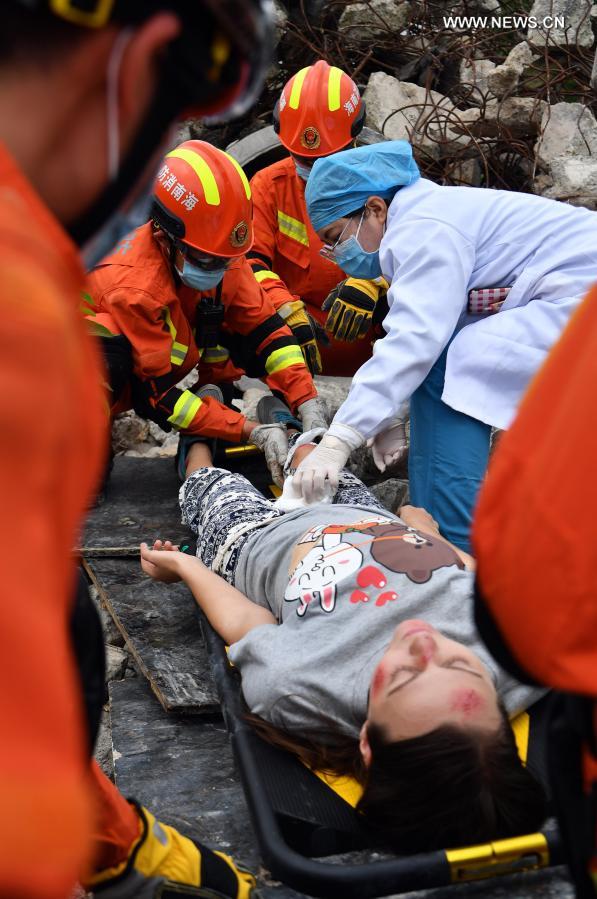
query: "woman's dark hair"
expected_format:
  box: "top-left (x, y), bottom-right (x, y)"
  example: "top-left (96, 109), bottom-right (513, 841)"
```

top-left (246, 701), bottom-right (547, 854)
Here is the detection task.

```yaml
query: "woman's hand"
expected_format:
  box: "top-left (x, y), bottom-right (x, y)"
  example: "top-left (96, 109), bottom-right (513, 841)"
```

top-left (140, 539), bottom-right (185, 583)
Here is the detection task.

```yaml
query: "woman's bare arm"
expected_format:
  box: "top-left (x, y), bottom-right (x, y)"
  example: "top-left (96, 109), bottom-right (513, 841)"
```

top-left (398, 505), bottom-right (476, 570)
top-left (140, 541), bottom-right (276, 644)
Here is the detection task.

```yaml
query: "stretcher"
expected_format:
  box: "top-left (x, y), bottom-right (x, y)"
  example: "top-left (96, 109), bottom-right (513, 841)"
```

top-left (202, 450), bottom-right (565, 899)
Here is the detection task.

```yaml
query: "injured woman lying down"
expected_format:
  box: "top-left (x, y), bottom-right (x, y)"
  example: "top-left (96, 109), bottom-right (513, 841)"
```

top-left (140, 435), bottom-right (547, 854)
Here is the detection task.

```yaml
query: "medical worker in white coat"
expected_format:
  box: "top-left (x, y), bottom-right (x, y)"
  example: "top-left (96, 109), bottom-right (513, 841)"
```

top-left (293, 140), bottom-right (597, 551)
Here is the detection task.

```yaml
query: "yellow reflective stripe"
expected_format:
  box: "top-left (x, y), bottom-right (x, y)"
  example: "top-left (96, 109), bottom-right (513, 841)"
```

top-left (277, 210), bottom-right (309, 246)
top-left (162, 307), bottom-right (177, 341)
top-left (80, 291), bottom-right (96, 316)
top-left (168, 390), bottom-right (202, 430)
top-left (222, 151), bottom-right (251, 200)
top-left (170, 341), bottom-right (188, 366)
top-left (289, 66), bottom-right (310, 109)
top-left (254, 269), bottom-right (280, 283)
top-left (166, 148), bottom-right (220, 206)
top-left (202, 345), bottom-right (230, 364)
top-left (265, 344), bottom-right (305, 375)
top-left (328, 66), bottom-right (344, 111)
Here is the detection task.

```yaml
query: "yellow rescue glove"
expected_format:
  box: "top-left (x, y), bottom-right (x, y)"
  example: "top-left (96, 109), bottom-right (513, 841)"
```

top-left (322, 277), bottom-right (388, 342)
top-left (88, 804), bottom-right (256, 898)
top-left (278, 298), bottom-right (325, 375)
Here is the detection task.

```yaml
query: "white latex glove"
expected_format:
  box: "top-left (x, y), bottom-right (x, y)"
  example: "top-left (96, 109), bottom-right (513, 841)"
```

top-left (250, 423), bottom-right (288, 487)
top-left (292, 422), bottom-right (364, 504)
top-left (297, 397), bottom-right (329, 432)
top-left (368, 419), bottom-right (408, 472)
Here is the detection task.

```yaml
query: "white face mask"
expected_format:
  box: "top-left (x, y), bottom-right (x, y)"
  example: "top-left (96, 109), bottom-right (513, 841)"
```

top-left (106, 29), bottom-right (133, 181)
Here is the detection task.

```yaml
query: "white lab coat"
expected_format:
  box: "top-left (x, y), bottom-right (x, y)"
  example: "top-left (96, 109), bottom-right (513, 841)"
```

top-left (334, 178), bottom-right (597, 437)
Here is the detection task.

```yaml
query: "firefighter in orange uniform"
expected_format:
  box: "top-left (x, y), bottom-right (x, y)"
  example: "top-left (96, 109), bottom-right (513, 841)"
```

top-left (0, 0), bottom-right (273, 897)
top-left (248, 60), bottom-right (388, 376)
top-left (88, 140), bottom-right (326, 486)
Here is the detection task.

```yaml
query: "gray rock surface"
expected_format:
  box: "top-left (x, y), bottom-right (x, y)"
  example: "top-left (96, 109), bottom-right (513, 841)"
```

top-left (485, 41), bottom-right (535, 97)
top-left (469, 97), bottom-right (547, 137)
top-left (112, 412), bottom-right (149, 454)
top-left (90, 583), bottom-right (124, 646)
top-left (363, 73), bottom-right (459, 159)
top-left (527, 0), bottom-right (594, 48)
top-left (535, 156), bottom-right (597, 209)
top-left (106, 644), bottom-right (129, 682)
top-left (338, 0), bottom-right (411, 38)
top-left (94, 706), bottom-right (114, 779)
top-left (273, 0), bottom-right (288, 42)
top-left (313, 374), bottom-right (352, 418)
top-left (459, 56), bottom-right (496, 98)
top-left (370, 477), bottom-right (410, 512)
top-left (535, 102), bottom-right (597, 169)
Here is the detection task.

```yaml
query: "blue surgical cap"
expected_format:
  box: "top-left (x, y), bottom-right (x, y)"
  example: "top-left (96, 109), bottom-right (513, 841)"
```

top-left (305, 140), bottom-right (420, 233)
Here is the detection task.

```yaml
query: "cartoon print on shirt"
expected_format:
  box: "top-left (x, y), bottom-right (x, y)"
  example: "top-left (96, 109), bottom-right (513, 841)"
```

top-left (285, 532), bottom-right (364, 617)
top-left (296, 516), bottom-right (392, 547)
top-left (360, 523), bottom-right (465, 583)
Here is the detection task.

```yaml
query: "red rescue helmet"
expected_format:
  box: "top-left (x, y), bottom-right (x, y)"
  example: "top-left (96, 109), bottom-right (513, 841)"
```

top-left (152, 140), bottom-right (253, 258)
top-left (273, 59), bottom-right (365, 158)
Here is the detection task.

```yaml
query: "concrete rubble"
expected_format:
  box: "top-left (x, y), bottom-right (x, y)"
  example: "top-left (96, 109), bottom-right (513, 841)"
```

top-left (527, 0), bottom-right (594, 49)
top-left (338, 0), bottom-right (411, 38)
top-left (363, 73), bottom-right (461, 160)
top-left (485, 42), bottom-right (535, 97)
top-left (533, 102), bottom-right (597, 208)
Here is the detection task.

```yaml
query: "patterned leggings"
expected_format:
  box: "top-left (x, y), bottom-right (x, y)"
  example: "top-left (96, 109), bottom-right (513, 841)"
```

top-left (179, 468), bottom-right (383, 584)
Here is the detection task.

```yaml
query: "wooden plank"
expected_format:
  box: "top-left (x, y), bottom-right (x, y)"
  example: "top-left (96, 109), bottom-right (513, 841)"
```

top-left (87, 558), bottom-right (218, 714)
top-left (109, 677), bottom-right (306, 898)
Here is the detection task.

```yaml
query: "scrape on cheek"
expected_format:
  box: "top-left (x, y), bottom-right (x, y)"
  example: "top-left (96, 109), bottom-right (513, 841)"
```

top-left (450, 689), bottom-right (484, 715)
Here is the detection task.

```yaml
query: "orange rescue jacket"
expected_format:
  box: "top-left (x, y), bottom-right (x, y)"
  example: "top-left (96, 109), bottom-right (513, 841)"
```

top-left (249, 157), bottom-right (373, 376)
top-left (473, 282), bottom-right (597, 696)
top-left (87, 223), bottom-right (316, 442)
top-left (0, 143), bottom-right (107, 898)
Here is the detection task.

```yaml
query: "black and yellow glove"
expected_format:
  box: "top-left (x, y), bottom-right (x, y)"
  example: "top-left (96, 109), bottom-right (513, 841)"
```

top-left (278, 299), bottom-right (326, 375)
top-left (322, 277), bottom-right (388, 342)
top-left (89, 804), bottom-right (256, 898)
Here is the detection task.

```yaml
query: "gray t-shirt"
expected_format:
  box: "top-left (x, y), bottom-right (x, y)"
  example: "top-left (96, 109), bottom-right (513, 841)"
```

top-left (229, 505), bottom-right (544, 738)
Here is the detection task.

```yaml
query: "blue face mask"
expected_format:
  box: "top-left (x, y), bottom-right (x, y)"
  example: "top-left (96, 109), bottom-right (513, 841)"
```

top-left (294, 159), bottom-right (312, 182)
top-left (175, 258), bottom-right (227, 291)
top-left (333, 211), bottom-right (382, 280)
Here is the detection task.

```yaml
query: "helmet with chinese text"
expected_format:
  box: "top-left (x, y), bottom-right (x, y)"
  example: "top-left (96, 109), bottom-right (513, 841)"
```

top-left (151, 140), bottom-right (254, 258)
top-left (273, 59), bottom-right (365, 158)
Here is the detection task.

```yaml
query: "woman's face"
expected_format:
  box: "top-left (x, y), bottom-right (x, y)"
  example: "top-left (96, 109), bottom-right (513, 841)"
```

top-left (318, 197), bottom-right (387, 255)
top-left (362, 620), bottom-right (501, 757)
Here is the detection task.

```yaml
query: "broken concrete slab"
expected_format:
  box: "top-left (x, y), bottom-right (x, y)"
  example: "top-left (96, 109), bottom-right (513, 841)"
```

top-left (527, 0), bottom-right (594, 49)
top-left (459, 56), bottom-right (497, 98)
top-left (535, 156), bottom-right (597, 209)
top-left (535, 102), bottom-right (597, 170)
top-left (82, 456), bottom-right (190, 551)
top-left (363, 72), bottom-right (460, 159)
top-left (110, 676), bottom-right (306, 898)
top-left (87, 558), bottom-right (219, 714)
top-left (106, 644), bottom-right (129, 682)
top-left (485, 42), bottom-right (535, 97)
top-left (338, 0), bottom-right (411, 38)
